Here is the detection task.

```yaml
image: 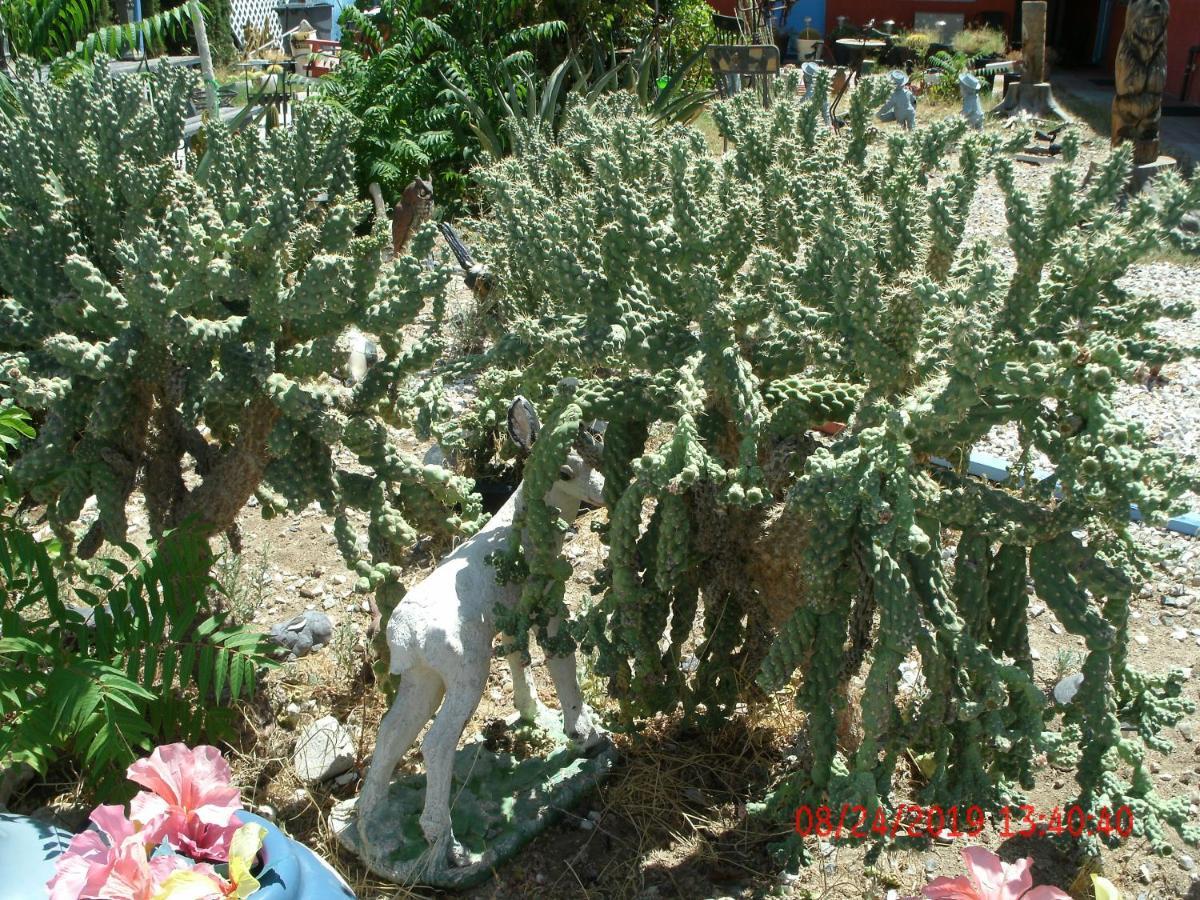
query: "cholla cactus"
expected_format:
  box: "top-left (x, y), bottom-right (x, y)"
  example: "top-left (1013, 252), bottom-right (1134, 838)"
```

top-left (0, 63), bottom-right (482, 635)
top-left (453, 71), bottom-right (1200, 858)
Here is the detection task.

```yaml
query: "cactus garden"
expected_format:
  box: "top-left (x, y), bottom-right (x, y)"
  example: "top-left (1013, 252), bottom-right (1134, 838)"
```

top-left (3, 18), bottom-right (1200, 900)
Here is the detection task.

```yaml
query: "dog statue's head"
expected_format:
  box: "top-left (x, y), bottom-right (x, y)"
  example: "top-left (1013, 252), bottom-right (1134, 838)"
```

top-left (1126, 0), bottom-right (1169, 42)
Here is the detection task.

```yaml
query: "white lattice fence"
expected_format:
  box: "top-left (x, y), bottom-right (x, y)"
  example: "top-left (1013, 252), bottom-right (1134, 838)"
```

top-left (230, 0), bottom-right (280, 47)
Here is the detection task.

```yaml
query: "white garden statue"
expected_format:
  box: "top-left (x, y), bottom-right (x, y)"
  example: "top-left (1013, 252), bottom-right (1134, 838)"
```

top-left (354, 396), bottom-right (605, 870)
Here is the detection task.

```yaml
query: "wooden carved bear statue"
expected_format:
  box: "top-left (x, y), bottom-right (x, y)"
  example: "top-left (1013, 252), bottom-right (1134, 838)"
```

top-left (1112, 0), bottom-right (1169, 165)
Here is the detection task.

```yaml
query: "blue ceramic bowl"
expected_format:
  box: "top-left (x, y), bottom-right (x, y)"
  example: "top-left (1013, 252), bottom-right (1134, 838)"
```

top-left (0, 810), bottom-right (354, 899)
top-left (0, 813), bottom-right (72, 900)
top-left (237, 811), bottom-right (356, 899)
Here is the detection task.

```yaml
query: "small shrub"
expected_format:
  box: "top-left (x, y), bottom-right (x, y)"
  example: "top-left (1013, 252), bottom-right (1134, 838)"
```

top-left (324, 0), bottom-right (566, 205)
top-left (0, 489), bottom-right (277, 792)
top-left (924, 50), bottom-right (979, 102)
top-left (898, 29), bottom-right (938, 59)
top-left (953, 26), bottom-right (1008, 59)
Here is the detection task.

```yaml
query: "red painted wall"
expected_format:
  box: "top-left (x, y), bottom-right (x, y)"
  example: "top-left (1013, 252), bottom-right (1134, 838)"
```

top-left (817, 1), bottom-right (1017, 33)
top-left (1103, 1), bottom-right (1200, 102)
top-left (704, 1), bottom-right (1018, 32)
top-left (704, 0), bottom-right (1200, 100)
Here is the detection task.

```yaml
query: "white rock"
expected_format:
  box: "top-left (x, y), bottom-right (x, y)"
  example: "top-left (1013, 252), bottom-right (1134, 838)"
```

top-left (254, 803), bottom-right (277, 822)
top-left (898, 660), bottom-right (922, 690)
top-left (1134, 633), bottom-right (1150, 647)
top-left (293, 715), bottom-right (355, 783)
top-left (1054, 673), bottom-right (1085, 705)
top-left (1174, 627), bottom-right (1189, 641)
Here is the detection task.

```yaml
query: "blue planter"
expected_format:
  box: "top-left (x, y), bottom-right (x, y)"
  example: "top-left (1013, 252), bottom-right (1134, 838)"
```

top-left (238, 812), bottom-right (356, 900)
top-left (0, 810), bottom-right (354, 899)
top-left (0, 813), bottom-right (72, 900)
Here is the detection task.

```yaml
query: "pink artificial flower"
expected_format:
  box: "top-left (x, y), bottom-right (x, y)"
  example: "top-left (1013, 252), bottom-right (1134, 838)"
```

top-left (127, 744), bottom-right (243, 863)
top-left (47, 805), bottom-right (150, 900)
top-left (921, 847), bottom-right (1071, 900)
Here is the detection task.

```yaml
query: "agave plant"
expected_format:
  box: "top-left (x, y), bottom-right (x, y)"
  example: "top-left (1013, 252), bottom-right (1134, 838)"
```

top-left (444, 34), bottom-right (714, 160)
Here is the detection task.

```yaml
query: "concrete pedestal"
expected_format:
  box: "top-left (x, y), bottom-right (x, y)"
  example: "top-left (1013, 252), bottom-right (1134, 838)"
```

top-left (1130, 156), bottom-right (1178, 193)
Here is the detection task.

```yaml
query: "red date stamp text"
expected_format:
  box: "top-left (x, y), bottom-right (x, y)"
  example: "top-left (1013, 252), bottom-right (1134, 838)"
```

top-left (793, 804), bottom-right (1134, 840)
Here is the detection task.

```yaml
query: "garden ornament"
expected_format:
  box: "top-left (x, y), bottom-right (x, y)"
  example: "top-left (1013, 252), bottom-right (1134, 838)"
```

top-left (268, 610), bottom-right (334, 659)
top-left (959, 71), bottom-right (984, 130)
top-left (878, 69), bottom-right (916, 130)
top-left (341, 328), bottom-right (379, 387)
top-left (1112, 0), bottom-right (1170, 164)
top-left (801, 61), bottom-right (831, 124)
top-left (353, 396), bottom-right (605, 869)
top-left (392, 176), bottom-right (433, 256)
top-left (439, 221), bottom-right (493, 299)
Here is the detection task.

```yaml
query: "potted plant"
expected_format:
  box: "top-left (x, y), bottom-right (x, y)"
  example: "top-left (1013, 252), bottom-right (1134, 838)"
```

top-left (42, 744), bottom-right (354, 899)
top-left (791, 18), bottom-right (823, 63)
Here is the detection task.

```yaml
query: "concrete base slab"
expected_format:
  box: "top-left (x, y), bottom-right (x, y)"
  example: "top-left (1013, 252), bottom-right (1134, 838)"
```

top-left (330, 707), bottom-right (617, 889)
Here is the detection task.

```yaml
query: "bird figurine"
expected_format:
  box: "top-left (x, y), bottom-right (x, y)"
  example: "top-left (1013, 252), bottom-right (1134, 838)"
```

top-left (391, 176), bottom-right (433, 256)
top-left (438, 222), bottom-right (493, 299)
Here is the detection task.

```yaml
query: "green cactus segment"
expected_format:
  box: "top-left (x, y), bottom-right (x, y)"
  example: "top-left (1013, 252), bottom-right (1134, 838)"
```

top-left (0, 62), bottom-right (482, 639)
top-left (427, 65), bottom-right (1200, 854)
top-left (764, 377), bottom-right (864, 433)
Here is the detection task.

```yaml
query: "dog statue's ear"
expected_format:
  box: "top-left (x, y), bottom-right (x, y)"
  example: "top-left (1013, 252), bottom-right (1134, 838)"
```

top-left (507, 397), bottom-right (540, 452)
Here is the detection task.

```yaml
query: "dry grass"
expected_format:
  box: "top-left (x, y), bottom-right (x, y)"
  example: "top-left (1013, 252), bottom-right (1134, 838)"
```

top-left (548, 693), bottom-right (808, 897)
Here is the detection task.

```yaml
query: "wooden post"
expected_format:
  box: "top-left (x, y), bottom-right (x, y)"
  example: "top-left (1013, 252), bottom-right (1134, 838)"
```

top-left (189, 0), bottom-right (219, 115)
top-left (1022, 1), bottom-right (1047, 85)
top-left (994, 0), bottom-right (1069, 120)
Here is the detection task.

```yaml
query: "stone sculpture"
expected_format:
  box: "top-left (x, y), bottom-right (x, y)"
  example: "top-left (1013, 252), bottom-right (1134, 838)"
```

top-left (352, 396), bottom-right (605, 870)
top-left (960, 71), bottom-right (984, 130)
top-left (878, 69), bottom-right (916, 130)
top-left (801, 61), bottom-right (831, 125)
top-left (1112, 0), bottom-right (1170, 165)
top-left (268, 611), bottom-right (334, 660)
